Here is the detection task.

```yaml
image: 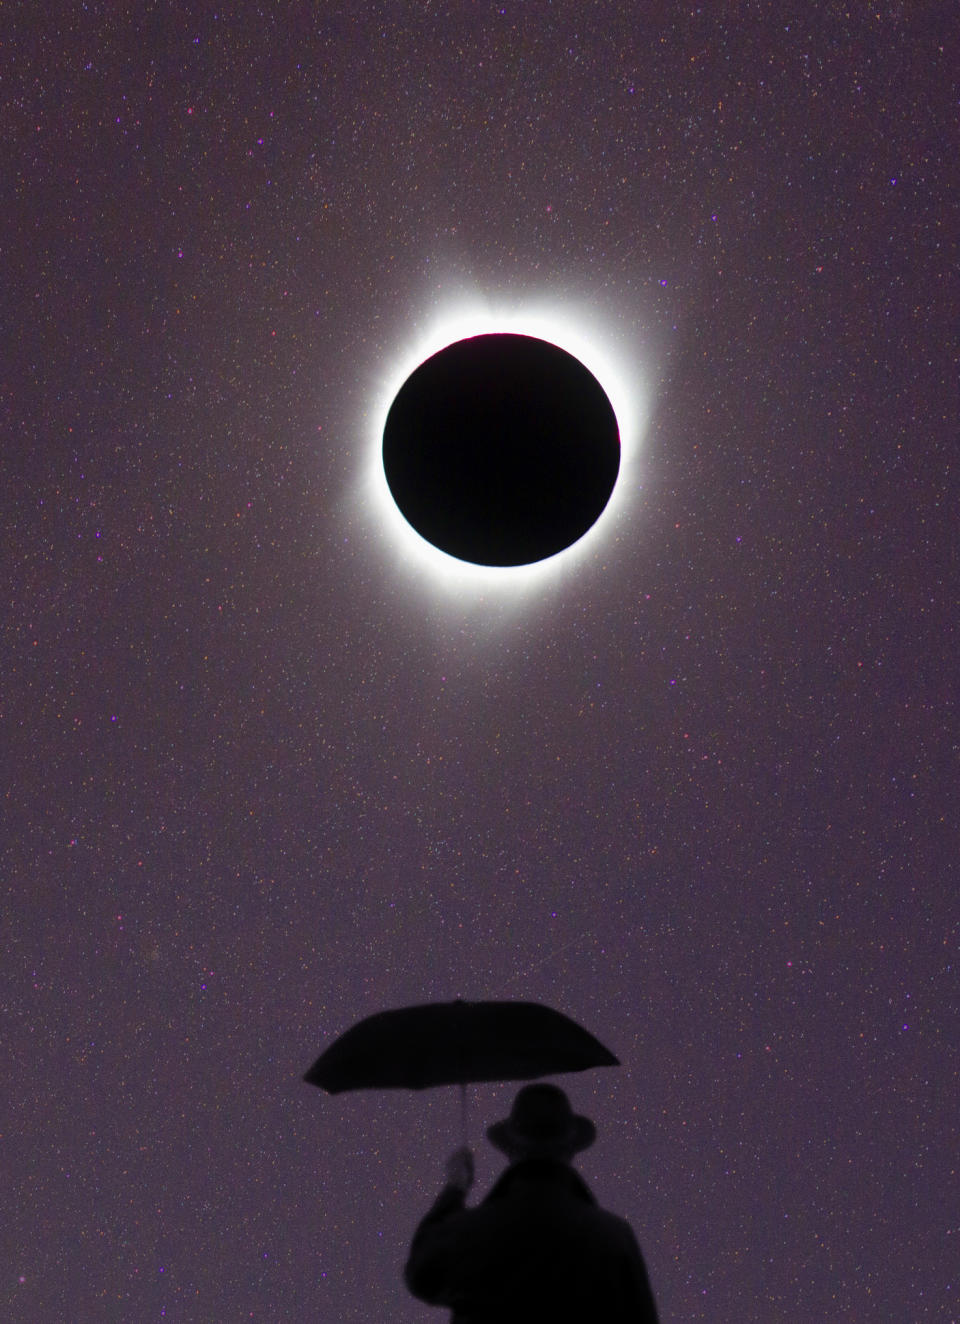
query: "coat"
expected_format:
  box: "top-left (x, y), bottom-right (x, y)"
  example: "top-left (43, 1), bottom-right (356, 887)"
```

top-left (404, 1157), bottom-right (659, 1323)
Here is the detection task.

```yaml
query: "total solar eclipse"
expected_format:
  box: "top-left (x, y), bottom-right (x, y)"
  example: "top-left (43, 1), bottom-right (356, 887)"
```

top-left (382, 333), bottom-right (621, 567)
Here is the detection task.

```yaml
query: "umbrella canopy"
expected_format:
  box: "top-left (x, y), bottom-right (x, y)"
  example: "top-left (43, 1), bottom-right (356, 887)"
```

top-left (303, 998), bottom-right (619, 1093)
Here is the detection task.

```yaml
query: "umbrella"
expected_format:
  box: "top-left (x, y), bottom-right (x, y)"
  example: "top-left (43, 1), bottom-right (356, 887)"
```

top-left (303, 998), bottom-right (619, 1144)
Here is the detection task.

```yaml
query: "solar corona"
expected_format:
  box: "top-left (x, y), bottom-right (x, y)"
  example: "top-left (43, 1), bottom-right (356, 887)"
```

top-left (367, 299), bottom-right (648, 594)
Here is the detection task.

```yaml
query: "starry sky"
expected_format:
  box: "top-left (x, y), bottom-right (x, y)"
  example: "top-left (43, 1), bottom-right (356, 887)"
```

top-left (4, 3), bottom-right (958, 1320)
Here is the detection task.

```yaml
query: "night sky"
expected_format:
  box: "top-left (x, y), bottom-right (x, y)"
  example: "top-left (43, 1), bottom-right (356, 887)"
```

top-left (5, 4), bottom-right (958, 1321)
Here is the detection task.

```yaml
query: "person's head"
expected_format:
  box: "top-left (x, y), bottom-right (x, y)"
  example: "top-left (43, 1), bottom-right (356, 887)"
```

top-left (486, 1083), bottom-right (596, 1163)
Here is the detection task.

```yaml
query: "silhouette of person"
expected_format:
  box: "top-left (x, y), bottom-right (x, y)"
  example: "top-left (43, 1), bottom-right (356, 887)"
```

top-left (404, 1083), bottom-right (659, 1322)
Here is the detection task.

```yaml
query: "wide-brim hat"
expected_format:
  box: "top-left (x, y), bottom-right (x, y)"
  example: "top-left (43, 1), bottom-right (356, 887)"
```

top-left (486, 1083), bottom-right (596, 1159)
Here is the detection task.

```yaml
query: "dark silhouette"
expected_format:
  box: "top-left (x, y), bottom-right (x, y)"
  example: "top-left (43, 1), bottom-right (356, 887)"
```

top-left (304, 998), bottom-right (618, 1093)
top-left (382, 333), bottom-right (620, 567)
top-left (404, 1083), bottom-right (659, 1322)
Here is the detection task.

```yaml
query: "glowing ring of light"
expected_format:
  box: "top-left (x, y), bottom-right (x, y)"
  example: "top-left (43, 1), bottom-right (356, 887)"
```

top-left (363, 296), bottom-right (652, 598)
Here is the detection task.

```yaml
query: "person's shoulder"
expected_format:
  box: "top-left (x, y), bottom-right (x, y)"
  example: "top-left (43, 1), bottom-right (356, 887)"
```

top-left (585, 1203), bottom-right (645, 1250)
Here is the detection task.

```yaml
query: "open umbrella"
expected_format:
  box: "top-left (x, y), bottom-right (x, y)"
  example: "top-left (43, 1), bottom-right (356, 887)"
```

top-left (303, 998), bottom-right (619, 1144)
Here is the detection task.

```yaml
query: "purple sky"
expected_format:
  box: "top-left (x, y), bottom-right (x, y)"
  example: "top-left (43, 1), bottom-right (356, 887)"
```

top-left (5, 4), bottom-right (957, 1320)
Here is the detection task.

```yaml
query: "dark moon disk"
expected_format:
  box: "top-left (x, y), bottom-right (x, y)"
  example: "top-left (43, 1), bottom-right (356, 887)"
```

top-left (382, 333), bottom-right (620, 566)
